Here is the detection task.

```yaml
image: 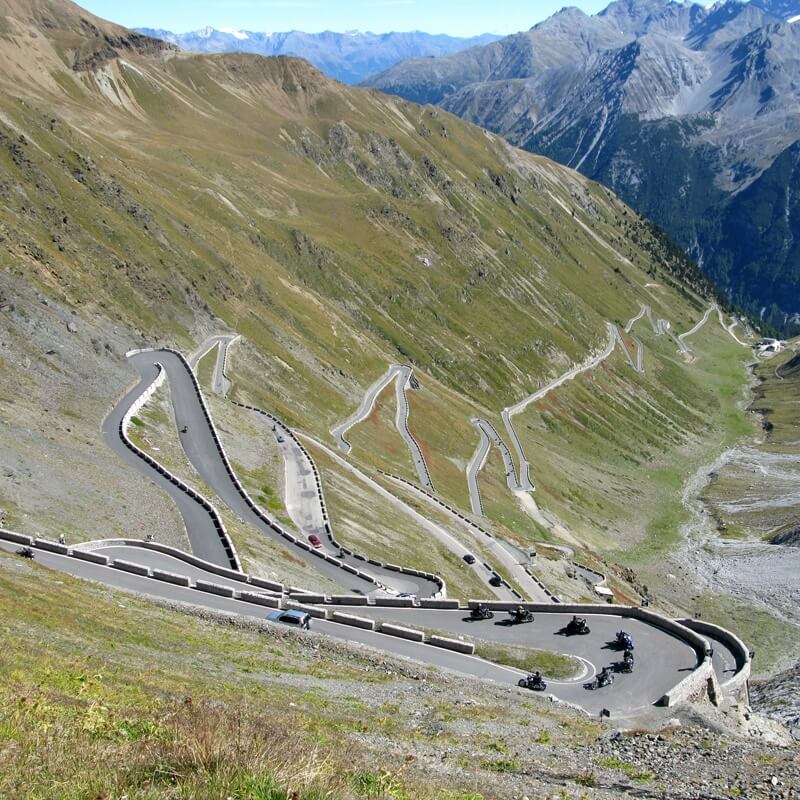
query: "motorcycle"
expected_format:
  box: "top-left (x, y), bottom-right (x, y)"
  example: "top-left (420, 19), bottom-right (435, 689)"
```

top-left (469, 606), bottom-right (494, 621)
top-left (618, 649), bottom-right (634, 673)
top-left (508, 607), bottom-right (534, 625)
top-left (566, 616), bottom-right (590, 635)
top-left (518, 673), bottom-right (547, 691)
top-left (615, 631), bottom-right (634, 650)
top-left (16, 546), bottom-right (34, 559)
top-left (586, 670), bottom-right (614, 690)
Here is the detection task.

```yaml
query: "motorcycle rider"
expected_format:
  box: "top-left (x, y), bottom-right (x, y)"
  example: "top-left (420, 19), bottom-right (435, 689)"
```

top-left (598, 666), bottom-right (612, 686)
top-left (472, 603), bottom-right (488, 618)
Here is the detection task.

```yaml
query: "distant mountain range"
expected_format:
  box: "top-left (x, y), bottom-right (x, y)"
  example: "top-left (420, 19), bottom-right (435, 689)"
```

top-left (364, 0), bottom-right (800, 332)
top-left (134, 27), bottom-right (500, 85)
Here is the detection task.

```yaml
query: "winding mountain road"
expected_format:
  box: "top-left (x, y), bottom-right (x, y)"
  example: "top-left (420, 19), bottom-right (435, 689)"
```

top-left (331, 364), bottom-right (433, 490)
top-left (2, 538), bottom-right (716, 718)
top-left (466, 418), bottom-right (520, 515)
top-left (107, 349), bottom-right (408, 596)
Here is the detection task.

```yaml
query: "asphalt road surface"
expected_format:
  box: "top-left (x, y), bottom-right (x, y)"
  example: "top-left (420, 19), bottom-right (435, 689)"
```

top-left (109, 350), bottom-right (383, 595)
top-left (2, 541), bottom-right (707, 718)
top-left (102, 361), bottom-right (233, 568)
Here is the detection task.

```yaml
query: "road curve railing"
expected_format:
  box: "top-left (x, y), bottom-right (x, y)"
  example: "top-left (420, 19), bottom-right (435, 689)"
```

top-left (115, 358), bottom-right (241, 571)
top-left (1, 528), bottom-right (747, 710)
top-left (232, 401), bottom-right (446, 600)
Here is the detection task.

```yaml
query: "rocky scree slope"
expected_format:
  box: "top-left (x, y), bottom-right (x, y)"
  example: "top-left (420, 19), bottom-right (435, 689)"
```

top-left (363, 0), bottom-right (800, 334)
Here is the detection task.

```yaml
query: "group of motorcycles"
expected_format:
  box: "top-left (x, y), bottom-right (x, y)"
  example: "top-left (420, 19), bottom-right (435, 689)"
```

top-left (469, 605), bottom-right (637, 693)
top-left (585, 630), bottom-right (635, 690)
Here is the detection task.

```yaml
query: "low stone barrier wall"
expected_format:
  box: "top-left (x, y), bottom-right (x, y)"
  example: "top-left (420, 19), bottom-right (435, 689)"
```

top-left (71, 549), bottom-right (110, 565)
top-left (329, 595), bottom-right (369, 605)
top-left (34, 538), bottom-right (69, 555)
top-left (288, 593), bottom-right (327, 604)
top-left (112, 559), bottom-right (151, 576)
top-left (330, 612), bottom-right (376, 630)
top-left (419, 599), bottom-right (460, 609)
top-left (429, 635), bottom-right (475, 654)
top-left (286, 601), bottom-right (329, 620)
top-left (238, 592), bottom-right (281, 608)
top-left (152, 569), bottom-right (191, 587)
top-left (658, 658), bottom-right (717, 707)
top-left (0, 530), bottom-right (33, 546)
top-left (679, 618), bottom-right (751, 697)
top-left (379, 623), bottom-right (425, 642)
top-left (373, 597), bottom-right (415, 607)
top-left (249, 576), bottom-right (284, 593)
top-left (195, 580), bottom-right (235, 598)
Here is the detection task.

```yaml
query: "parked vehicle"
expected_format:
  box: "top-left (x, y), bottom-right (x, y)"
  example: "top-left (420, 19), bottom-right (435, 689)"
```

top-left (308, 533), bottom-right (322, 549)
top-left (463, 553), bottom-right (476, 565)
top-left (266, 609), bottom-right (311, 630)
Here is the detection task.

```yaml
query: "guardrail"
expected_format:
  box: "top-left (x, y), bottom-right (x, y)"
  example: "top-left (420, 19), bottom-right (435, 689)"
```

top-left (232, 402), bottom-right (447, 599)
top-left (118, 357), bottom-right (241, 572)
top-left (2, 529), bottom-right (740, 707)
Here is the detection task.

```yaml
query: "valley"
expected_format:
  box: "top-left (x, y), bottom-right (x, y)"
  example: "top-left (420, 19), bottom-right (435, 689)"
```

top-left (0, 0), bottom-right (798, 795)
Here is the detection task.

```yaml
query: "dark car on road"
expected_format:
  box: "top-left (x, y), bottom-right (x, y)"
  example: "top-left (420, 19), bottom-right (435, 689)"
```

top-left (489, 574), bottom-right (502, 587)
top-left (266, 609), bottom-right (311, 629)
top-left (463, 553), bottom-right (476, 564)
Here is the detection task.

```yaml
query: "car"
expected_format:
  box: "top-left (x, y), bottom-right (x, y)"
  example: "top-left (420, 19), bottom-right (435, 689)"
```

top-left (266, 609), bottom-right (311, 629)
top-left (397, 592), bottom-right (416, 599)
top-left (308, 533), bottom-right (322, 549)
top-left (489, 574), bottom-right (502, 587)
top-left (463, 553), bottom-right (476, 565)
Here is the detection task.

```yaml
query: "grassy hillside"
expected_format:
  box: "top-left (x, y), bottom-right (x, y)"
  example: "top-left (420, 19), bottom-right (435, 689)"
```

top-left (0, 0), bottom-right (754, 610)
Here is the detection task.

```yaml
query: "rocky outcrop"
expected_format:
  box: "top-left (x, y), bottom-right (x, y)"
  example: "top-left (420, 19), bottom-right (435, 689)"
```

top-left (771, 526), bottom-right (800, 546)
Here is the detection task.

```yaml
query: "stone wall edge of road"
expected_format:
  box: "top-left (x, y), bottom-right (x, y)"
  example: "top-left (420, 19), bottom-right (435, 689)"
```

top-left (679, 618), bottom-right (752, 697)
top-left (117, 360), bottom-right (242, 572)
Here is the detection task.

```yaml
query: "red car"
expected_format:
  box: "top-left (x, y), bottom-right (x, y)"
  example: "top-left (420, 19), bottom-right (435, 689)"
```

top-left (308, 533), bottom-right (322, 549)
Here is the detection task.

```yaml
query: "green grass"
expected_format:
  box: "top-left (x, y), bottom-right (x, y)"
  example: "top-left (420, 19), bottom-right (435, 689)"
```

top-left (596, 756), bottom-right (654, 782)
top-left (1, 549), bottom-right (582, 799)
top-left (196, 343), bottom-right (218, 392)
top-left (475, 642), bottom-right (579, 680)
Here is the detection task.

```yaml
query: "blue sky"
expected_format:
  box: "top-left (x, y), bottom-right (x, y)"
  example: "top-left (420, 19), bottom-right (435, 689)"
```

top-left (80, 0), bottom-right (612, 37)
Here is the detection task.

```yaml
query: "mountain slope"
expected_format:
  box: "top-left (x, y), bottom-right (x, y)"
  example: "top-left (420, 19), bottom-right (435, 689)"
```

top-left (0, 0), bottom-right (764, 652)
top-left (134, 27), bottom-right (500, 84)
top-left (363, 0), bottom-right (800, 333)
